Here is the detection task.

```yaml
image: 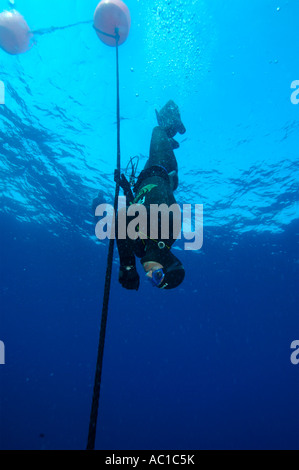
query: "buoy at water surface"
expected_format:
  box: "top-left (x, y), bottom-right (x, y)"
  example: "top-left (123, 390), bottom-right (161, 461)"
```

top-left (94, 0), bottom-right (131, 47)
top-left (0, 10), bottom-right (32, 55)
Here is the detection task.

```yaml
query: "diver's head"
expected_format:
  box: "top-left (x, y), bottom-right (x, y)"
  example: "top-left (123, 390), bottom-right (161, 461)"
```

top-left (141, 247), bottom-right (185, 290)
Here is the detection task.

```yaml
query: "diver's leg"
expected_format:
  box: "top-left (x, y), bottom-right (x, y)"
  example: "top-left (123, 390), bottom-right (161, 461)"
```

top-left (144, 126), bottom-right (179, 191)
top-left (145, 126), bottom-right (178, 173)
top-left (143, 101), bottom-right (186, 190)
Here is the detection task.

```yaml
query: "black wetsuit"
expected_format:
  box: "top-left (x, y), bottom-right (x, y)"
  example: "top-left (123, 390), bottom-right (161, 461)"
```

top-left (117, 126), bottom-right (180, 268)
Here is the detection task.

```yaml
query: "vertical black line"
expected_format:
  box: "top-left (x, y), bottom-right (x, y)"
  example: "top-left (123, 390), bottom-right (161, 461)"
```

top-left (116, 29), bottom-right (121, 173)
top-left (86, 30), bottom-right (121, 451)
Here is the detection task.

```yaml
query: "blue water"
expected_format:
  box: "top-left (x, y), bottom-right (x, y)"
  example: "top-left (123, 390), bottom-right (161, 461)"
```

top-left (0, 0), bottom-right (298, 450)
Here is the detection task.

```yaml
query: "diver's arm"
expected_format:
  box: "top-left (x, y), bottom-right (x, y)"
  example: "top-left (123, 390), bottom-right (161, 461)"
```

top-left (116, 210), bottom-right (140, 290)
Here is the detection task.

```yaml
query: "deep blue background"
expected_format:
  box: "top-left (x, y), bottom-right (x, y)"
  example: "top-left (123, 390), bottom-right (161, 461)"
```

top-left (1, 214), bottom-right (298, 450)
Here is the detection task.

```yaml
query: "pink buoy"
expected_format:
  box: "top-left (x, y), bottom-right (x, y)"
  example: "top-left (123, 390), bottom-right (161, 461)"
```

top-left (0, 10), bottom-right (33, 55)
top-left (94, 0), bottom-right (131, 47)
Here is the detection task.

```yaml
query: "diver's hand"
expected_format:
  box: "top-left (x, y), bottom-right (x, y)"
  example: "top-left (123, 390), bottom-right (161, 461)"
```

top-left (119, 266), bottom-right (140, 291)
top-left (114, 171), bottom-right (130, 191)
top-left (114, 170), bottom-right (134, 203)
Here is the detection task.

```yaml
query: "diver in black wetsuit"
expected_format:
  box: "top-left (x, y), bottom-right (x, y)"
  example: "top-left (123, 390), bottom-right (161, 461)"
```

top-left (116, 100), bottom-right (186, 291)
